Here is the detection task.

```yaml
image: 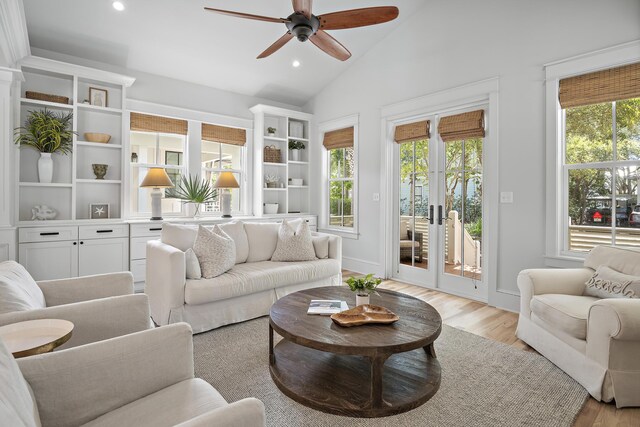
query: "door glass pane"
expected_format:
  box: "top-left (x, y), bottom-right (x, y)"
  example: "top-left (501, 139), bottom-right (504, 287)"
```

top-left (399, 140), bottom-right (428, 270)
top-left (616, 98), bottom-right (640, 161)
top-left (463, 142), bottom-right (482, 280)
top-left (568, 168), bottom-right (612, 251)
top-left (615, 165), bottom-right (640, 248)
top-left (565, 102), bottom-right (613, 164)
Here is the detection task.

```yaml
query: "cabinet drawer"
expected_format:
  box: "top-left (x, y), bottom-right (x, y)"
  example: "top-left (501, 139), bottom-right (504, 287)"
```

top-left (130, 223), bottom-right (164, 237)
top-left (131, 259), bottom-right (146, 282)
top-left (19, 226), bottom-right (78, 243)
top-left (79, 224), bottom-right (129, 240)
top-left (130, 236), bottom-right (160, 260)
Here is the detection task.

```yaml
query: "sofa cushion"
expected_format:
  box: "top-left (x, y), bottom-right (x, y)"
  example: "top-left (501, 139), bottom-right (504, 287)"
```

top-left (584, 266), bottom-right (640, 299)
top-left (312, 235), bottom-right (329, 259)
top-left (161, 223), bottom-right (198, 252)
top-left (271, 220), bottom-right (316, 262)
top-left (219, 222), bottom-right (249, 264)
top-left (83, 379), bottom-right (226, 427)
top-left (185, 259), bottom-right (341, 305)
top-left (0, 338), bottom-right (41, 427)
top-left (244, 222), bottom-right (279, 263)
top-left (584, 245), bottom-right (640, 276)
top-left (192, 226), bottom-right (235, 279)
top-left (0, 261), bottom-right (46, 314)
top-left (530, 294), bottom-right (599, 340)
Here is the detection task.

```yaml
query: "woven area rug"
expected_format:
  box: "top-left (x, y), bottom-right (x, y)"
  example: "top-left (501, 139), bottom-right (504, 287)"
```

top-left (193, 317), bottom-right (587, 427)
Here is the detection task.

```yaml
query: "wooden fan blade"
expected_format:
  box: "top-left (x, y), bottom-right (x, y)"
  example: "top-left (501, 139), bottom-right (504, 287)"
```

top-left (257, 32), bottom-right (294, 59)
top-left (204, 7), bottom-right (289, 24)
top-left (292, 0), bottom-right (313, 19)
top-left (319, 7), bottom-right (399, 30)
top-left (309, 30), bottom-right (351, 61)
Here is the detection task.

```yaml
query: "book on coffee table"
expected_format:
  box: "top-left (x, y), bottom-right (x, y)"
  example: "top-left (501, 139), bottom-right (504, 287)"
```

top-left (307, 300), bottom-right (349, 315)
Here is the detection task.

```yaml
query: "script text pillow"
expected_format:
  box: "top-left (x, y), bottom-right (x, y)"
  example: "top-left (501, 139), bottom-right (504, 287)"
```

top-left (192, 225), bottom-right (235, 279)
top-left (271, 220), bottom-right (316, 262)
top-left (584, 265), bottom-right (640, 299)
top-left (0, 261), bottom-right (46, 314)
top-left (185, 248), bottom-right (202, 280)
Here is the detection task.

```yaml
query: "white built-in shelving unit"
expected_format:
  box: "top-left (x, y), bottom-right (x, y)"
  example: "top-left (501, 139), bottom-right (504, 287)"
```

top-left (14, 56), bottom-right (135, 224)
top-left (250, 104), bottom-right (313, 216)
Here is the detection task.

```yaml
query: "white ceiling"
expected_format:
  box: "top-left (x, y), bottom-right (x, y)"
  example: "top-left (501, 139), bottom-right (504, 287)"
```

top-left (23, 0), bottom-right (425, 106)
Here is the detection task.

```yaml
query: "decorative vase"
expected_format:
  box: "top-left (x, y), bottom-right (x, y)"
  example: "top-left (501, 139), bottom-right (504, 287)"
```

top-left (92, 164), bottom-right (108, 180)
top-left (268, 132), bottom-right (275, 137)
top-left (38, 153), bottom-right (53, 183)
top-left (356, 293), bottom-right (370, 306)
top-left (291, 149), bottom-right (300, 161)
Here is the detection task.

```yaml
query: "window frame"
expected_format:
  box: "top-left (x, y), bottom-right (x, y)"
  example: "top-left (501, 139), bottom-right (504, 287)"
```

top-left (319, 114), bottom-right (359, 238)
top-left (544, 41), bottom-right (640, 265)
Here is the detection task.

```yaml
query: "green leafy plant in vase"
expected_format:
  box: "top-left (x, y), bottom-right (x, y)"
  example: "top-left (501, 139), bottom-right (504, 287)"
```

top-left (267, 127), bottom-right (277, 137)
top-left (14, 109), bottom-right (75, 183)
top-left (288, 140), bottom-right (305, 161)
top-left (165, 174), bottom-right (217, 217)
top-left (346, 274), bottom-right (382, 306)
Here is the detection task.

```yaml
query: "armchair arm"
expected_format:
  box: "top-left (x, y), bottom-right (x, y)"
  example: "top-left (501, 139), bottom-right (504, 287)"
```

top-left (175, 398), bottom-right (266, 427)
top-left (589, 299), bottom-right (640, 342)
top-left (18, 323), bottom-right (194, 427)
top-left (0, 294), bottom-right (150, 349)
top-left (517, 268), bottom-right (593, 317)
top-left (37, 271), bottom-right (134, 306)
top-left (146, 240), bottom-right (186, 326)
top-left (326, 234), bottom-right (342, 264)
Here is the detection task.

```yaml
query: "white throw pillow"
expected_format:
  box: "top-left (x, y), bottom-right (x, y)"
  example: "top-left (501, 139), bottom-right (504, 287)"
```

top-left (219, 221), bottom-right (249, 264)
top-left (185, 248), bottom-right (202, 280)
top-left (312, 235), bottom-right (330, 259)
top-left (192, 225), bottom-right (235, 279)
top-left (584, 265), bottom-right (640, 299)
top-left (161, 223), bottom-right (198, 251)
top-left (0, 261), bottom-right (46, 315)
top-left (244, 222), bottom-right (280, 262)
top-left (271, 220), bottom-right (317, 262)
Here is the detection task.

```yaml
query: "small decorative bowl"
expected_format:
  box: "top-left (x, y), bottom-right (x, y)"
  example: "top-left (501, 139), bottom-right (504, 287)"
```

top-left (84, 133), bottom-right (111, 144)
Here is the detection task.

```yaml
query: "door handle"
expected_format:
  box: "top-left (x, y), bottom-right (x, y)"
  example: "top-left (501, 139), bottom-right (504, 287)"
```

top-left (438, 205), bottom-right (443, 225)
top-left (429, 205), bottom-right (434, 225)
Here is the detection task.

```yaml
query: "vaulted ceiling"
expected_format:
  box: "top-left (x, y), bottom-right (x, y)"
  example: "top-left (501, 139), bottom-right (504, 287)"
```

top-left (23, 0), bottom-right (425, 106)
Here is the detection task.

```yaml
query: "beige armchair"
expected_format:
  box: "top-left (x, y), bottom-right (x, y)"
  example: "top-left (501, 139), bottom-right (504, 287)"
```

top-left (0, 261), bottom-right (151, 349)
top-left (516, 246), bottom-right (640, 408)
top-left (0, 323), bottom-right (265, 427)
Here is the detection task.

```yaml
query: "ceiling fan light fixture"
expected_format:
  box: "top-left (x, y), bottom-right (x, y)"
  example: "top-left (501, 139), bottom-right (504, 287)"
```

top-left (292, 60), bottom-right (301, 68)
top-left (112, 1), bottom-right (125, 11)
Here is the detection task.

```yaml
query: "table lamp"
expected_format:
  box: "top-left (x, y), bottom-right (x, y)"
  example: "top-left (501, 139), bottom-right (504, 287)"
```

top-left (140, 168), bottom-right (174, 220)
top-left (214, 172), bottom-right (240, 218)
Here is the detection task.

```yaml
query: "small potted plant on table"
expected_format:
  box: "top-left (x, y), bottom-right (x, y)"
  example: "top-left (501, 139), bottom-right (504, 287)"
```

top-left (288, 140), bottom-right (305, 161)
top-left (346, 274), bottom-right (382, 306)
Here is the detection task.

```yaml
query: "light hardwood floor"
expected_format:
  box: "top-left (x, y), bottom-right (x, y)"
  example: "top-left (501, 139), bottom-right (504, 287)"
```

top-left (342, 272), bottom-right (640, 427)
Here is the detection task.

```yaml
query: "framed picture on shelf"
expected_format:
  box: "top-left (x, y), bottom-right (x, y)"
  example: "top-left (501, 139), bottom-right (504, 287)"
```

top-left (89, 87), bottom-right (108, 107)
top-left (89, 203), bottom-right (110, 219)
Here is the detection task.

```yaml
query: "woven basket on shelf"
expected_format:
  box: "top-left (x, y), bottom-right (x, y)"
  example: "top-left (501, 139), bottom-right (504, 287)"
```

top-left (25, 91), bottom-right (70, 105)
top-left (264, 145), bottom-right (281, 163)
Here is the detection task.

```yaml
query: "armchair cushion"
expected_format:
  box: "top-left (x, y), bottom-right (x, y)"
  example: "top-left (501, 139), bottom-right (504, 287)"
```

top-left (0, 261), bottom-right (45, 314)
top-left (584, 266), bottom-right (640, 299)
top-left (531, 294), bottom-right (599, 340)
top-left (584, 245), bottom-right (640, 276)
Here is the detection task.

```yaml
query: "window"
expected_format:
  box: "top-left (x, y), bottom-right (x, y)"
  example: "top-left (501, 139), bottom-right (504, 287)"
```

top-left (129, 113), bottom-right (187, 217)
top-left (320, 118), bottom-right (358, 234)
top-left (558, 62), bottom-right (640, 253)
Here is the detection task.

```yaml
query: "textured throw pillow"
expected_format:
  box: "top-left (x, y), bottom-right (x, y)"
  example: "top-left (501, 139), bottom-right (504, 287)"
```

top-left (0, 261), bottom-right (46, 314)
top-left (584, 265), bottom-right (640, 299)
top-left (192, 225), bottom-right (235, 279)
top-left (312, 235), bottom-right (330, 259)
top-left (185, 248), bottom-right (202, 280)
top-left (271, 220), bottom-right (317, 262)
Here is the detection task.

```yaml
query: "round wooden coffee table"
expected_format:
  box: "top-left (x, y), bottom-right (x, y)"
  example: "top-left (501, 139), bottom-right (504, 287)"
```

top-left (269, 286), bottom-right (442, 418)
top-left (0, 319), bottom-right (74, 358)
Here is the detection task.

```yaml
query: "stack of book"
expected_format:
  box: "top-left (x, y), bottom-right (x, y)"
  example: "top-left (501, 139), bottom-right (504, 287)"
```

top-left (307, 300), bottom-right (349, 315)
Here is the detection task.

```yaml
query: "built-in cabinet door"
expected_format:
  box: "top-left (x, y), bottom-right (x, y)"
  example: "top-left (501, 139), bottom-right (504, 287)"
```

top-left (78, 238), bottom-right (129, 277)
top-left (19, 241), bottom-right (79, 280)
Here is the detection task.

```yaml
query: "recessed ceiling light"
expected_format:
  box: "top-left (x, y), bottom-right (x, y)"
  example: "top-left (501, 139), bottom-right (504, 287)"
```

top-left (112, 1), bottom-right (125, 11)
top-left (292, 60), bottom-right (301, 68)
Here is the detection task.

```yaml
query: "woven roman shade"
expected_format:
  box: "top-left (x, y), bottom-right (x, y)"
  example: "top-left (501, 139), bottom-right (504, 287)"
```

top-left (130, 112), bottom-right (188, 135)
top-left (394, 120), bottom-right (430, 144)
top-left (438, 110), bottom-right (485, 142)
top-left (559, 62), bottom-right (640, 109)
top-left (201, 123), bottom-right (246, 146)
top-left (323, 126), bottom-right (354, 150)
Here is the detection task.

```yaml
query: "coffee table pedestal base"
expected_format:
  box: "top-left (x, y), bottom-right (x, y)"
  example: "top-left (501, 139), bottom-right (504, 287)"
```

top-left (270, 340), bottom-right (441, 418)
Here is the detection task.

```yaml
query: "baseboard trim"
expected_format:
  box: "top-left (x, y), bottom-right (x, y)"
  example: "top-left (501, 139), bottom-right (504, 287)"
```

top-left (341, 256), bottom-right (384, 277)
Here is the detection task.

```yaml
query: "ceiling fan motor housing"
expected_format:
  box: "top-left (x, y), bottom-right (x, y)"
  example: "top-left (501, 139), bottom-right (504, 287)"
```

top-left (286, 13), bottom-right (320, 42)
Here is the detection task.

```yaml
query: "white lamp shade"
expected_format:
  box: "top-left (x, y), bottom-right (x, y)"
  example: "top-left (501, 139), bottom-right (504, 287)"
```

top-left (140, 168), bottom-right (174, 188)
top-left (214, 171), bottom-right (240, 189)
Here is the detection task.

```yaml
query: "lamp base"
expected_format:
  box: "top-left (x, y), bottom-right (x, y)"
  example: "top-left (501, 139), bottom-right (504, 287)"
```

top-left (150, 188), bottom-right (163, 221)
top-left (150, 217), bottom-right (163, 221)
top-left (221, 190), bottom-right (232, 218)
top-left (222, 214), bottom-right (232, 218)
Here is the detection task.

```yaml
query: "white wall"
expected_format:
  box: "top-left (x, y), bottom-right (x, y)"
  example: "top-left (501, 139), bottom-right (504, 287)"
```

top-left (305, 0), bottom-right (640, 307)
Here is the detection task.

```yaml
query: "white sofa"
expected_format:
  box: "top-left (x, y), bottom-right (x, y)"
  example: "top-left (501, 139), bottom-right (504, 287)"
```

top-left (147, 220), bottom-right (342, 333)
top-left (516, 245), bottom-right (640, 408)
top-left (2, 322), bottom-right (265, 427)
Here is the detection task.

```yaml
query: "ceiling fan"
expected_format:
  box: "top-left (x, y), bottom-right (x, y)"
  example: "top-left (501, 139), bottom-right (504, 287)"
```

top-left (204, 1), bottom-right (399, 61)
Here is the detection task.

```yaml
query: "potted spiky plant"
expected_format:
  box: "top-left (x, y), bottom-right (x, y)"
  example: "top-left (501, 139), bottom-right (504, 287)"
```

top-left (346, 274), bottom-right (382, 306)
top-left (14, 109), bottom-right (75, 183)
top-left (166, 174), bottom-right (217, 217)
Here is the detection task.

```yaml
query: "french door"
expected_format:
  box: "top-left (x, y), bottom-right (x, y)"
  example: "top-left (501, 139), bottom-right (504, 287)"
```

top-left (393, 113), bottom-right (487, 301)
